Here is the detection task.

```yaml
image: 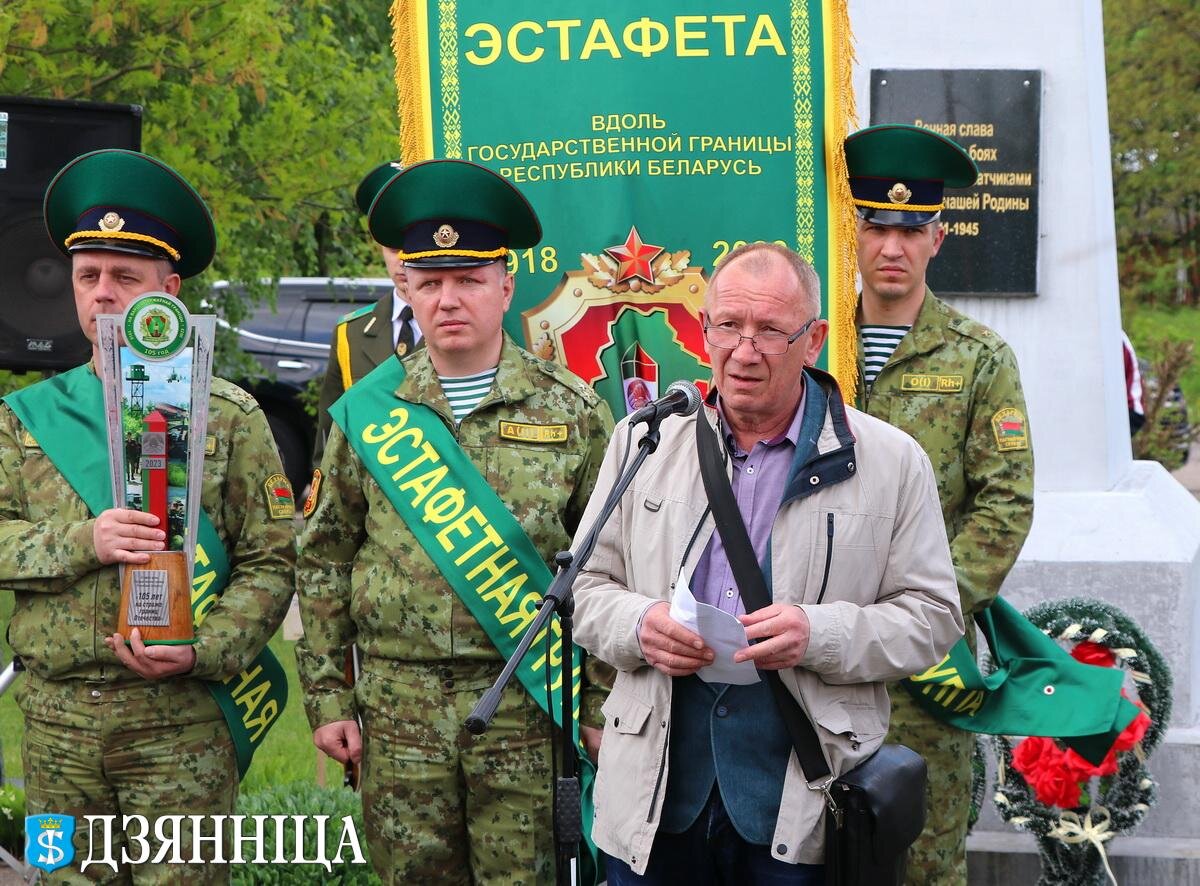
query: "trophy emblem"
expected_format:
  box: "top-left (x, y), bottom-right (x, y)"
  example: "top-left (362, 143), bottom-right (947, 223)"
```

top-left (96, 293), bottom-right (215, 644)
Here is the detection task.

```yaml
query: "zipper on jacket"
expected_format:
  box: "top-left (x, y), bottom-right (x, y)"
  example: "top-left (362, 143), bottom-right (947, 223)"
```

top-left (647, 721), bottom-right (670, 822)
top-left (816, 512), bottom-right (834, 604)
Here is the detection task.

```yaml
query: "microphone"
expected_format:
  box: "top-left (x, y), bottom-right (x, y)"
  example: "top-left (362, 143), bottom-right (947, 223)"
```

top-left (627, 380), bottom-right (702, 426)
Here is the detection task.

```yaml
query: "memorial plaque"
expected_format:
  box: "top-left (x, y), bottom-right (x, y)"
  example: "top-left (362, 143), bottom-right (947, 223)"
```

top-left (871, 69), bottom-right (1041, 297)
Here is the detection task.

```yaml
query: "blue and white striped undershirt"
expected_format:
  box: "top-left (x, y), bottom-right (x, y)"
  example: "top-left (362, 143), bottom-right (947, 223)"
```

top-left (860, 325), bottom-right (910, 387)
top-left (438, 367), bottom-right (498, 423)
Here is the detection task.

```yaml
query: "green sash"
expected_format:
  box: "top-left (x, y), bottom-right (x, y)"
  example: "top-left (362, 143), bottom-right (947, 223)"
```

top-left (4, 365), bottom-right (288, 779)
top-left (904, 598), bottom-right (1140, 764)
top-left (331, 357), bottom-right (600, 882)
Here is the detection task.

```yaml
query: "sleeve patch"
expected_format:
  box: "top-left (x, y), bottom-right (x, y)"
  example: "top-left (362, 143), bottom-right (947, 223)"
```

top-left (264, 472), bottom-right (296, 519)
top-left (991, 408), bottom-right (1029, 451)
top-left (302, 468), bottom-right (322, 518)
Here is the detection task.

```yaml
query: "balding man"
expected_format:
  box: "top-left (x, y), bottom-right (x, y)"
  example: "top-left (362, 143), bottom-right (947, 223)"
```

top-left (572, 242), bottom-right (963, 884)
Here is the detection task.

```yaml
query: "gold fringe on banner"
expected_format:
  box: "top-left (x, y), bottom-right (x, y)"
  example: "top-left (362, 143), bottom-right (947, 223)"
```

top-left (824, 0), bottom-right (859, 400)
top-left (390, 0), bottom-right (430, 166)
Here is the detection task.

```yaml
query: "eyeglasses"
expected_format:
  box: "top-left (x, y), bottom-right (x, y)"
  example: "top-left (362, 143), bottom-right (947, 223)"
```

top-left (702, 318), bottom-right (817, 356)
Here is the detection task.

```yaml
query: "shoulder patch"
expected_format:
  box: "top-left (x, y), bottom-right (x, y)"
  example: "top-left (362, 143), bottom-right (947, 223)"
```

top-left (204, 434), bottom-right (217, 456)
top-left (21, 429), bottom-right (40, 449)
top-left (991, 407), bottom-right (1029, 451)
top-left (264, 472), bottom-right (296, 519)
top-left (338, 303), bottom-right (376, 325)
top-left (302, 468), bottom-right (322, 518)
top-left (210, 378), bottom-right (260, 415)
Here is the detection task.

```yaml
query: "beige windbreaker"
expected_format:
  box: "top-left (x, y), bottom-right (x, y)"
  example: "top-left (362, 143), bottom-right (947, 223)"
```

top-left (572, 371), bottom-right (964, 872)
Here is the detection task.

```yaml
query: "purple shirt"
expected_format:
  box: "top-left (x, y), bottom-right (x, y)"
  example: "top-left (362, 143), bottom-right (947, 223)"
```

top-left (690, 389), bottom-right (806, 616)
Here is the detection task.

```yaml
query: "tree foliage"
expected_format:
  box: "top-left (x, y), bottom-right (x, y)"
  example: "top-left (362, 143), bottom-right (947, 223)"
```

top-left (1105, 0), bottom-right (1199, 307)
top-left (0, 0), bottom-right (399, 375)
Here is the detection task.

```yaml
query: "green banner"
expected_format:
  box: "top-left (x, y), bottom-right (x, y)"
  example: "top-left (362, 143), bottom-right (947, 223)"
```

top-left (390, 0), bottom-right (860, 413)
top-left (330, 357), bottom-right (600, 881)
top-left (905, 598), bottom-right (1140, 765)
top-left (4, 366), bottom-right (288, 779)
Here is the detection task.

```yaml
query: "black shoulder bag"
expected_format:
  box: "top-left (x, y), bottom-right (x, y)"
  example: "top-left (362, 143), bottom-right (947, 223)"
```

top-left (694, 412), bottom-right (927, 886)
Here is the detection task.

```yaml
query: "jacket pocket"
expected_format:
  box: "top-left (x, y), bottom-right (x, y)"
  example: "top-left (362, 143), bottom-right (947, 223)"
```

top-left (601, 687), bottom-right (653, 735)
top-left (800, 510), bottom-right (891, 606)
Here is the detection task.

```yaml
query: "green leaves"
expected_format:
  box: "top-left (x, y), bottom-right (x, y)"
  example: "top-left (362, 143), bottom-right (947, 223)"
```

top-left (1105, 0), bottom-right (1199, 307)
top-left (1, 0), bottom-right (399, 376)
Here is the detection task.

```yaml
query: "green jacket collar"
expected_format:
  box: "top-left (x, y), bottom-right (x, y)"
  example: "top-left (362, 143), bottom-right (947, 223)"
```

top-left (393, 332), bottom-right (537, 425)
top-left (856, 287), bottom-right (951, 371)
top-left (359, 293), bottom-right (398, 370)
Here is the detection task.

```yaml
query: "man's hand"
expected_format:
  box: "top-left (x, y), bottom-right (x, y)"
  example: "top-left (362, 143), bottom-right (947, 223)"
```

top-left (106, 628), bottom-right (196, 680)
top-left (580, 725), bottom-right (603, 764)
top-left (93, 509), bottom-right (165, 565)
top-left (639, 601), bottom-right (713, 677)
top-left (735, 604), bottom-right (811, 670)
top-left (314, 720), bottom-right (363, 765)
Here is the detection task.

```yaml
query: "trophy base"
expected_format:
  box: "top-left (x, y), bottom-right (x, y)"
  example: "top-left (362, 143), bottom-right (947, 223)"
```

top-left (118, 551), bottom-right (195, 645)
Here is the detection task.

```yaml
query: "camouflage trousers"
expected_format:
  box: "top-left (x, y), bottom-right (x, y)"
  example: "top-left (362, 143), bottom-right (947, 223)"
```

top-left (357, 659), bottom-right (555, 885)
top-left (18, 673), bottom-right (238, 885)
top-left (886, 683), bottom-right (972, 886)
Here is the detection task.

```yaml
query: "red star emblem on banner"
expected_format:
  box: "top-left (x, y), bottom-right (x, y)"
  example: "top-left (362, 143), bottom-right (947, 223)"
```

top-left (605, 226), bottom-right (663, 285)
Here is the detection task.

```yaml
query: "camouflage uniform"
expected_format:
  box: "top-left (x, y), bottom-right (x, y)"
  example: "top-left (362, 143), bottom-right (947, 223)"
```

top-left (314, 293), bottom-right (407, 468)
top-left (296, 334), bottom-right (614, 885)
top-left (857, 291), bottom-right (1034, 885)
top-left (0, 376), bottom-right (297, 885)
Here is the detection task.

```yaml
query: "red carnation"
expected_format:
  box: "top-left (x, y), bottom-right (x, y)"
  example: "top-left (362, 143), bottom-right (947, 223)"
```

top-left (1070, 640), bottom-right (1116, 667)
top-left (1011, 736), bottom-right (1060, 782)
top-left (1030, 765), bottom-right (1084, 809)
top-left (1112, 710), bottom-right (1151, 752)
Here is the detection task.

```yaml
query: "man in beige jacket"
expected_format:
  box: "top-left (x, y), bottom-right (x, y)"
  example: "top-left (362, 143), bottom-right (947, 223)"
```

top-left (572, 243), bottom-right (963, 884)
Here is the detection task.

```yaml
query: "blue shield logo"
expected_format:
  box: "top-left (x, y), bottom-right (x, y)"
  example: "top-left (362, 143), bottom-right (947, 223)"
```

top-left (25, 814), bottom-right (76, 873)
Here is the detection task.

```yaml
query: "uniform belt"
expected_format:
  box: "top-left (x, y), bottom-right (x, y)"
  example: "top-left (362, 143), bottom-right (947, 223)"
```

top-left (359, 658), bottom-right (504, 694)
top-left (23, 670), bottom-right (207, 704)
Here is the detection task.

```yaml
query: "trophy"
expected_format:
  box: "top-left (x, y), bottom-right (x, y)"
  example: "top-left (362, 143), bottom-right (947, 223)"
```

top-left (96, 292), bottom-right (215, 645)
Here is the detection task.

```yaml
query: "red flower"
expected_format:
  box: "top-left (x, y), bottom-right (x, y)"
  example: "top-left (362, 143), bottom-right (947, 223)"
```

top-left (1070, 641), bottom-right (1116, 667)
top-left (1112, 710), bottom-right (1151, 752)
top-left (1012, 736), bottom-right (1061, 782)
top-left (1030, 764), bottom-right (1084, 808)
top-left (1064, 747), bottom-right (1118, 779)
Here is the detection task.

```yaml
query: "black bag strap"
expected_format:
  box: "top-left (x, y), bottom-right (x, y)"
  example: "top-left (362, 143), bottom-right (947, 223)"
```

top-left (694, 411), bottom-right (833, 785)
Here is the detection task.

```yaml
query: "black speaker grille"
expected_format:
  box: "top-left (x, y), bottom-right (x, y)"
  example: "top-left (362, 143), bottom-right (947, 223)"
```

top-left (0, 96), bottom-right (141, 370)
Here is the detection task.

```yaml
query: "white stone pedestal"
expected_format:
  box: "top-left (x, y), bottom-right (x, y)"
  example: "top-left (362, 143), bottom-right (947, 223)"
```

top-left (849, 0), bottom-right (1200, 878)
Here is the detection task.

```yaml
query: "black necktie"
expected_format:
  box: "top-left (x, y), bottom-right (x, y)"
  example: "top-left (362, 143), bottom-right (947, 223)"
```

top-left (396, 304), bottom-right (415, 357)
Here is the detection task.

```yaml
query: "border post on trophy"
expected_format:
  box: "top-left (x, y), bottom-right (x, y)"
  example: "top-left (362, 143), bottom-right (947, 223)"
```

top-left (96, 292), bottom-right (215, 645)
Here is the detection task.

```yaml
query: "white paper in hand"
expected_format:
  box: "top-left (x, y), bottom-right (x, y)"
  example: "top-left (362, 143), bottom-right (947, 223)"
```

top-left (668, 582), bottom-right (760, 685)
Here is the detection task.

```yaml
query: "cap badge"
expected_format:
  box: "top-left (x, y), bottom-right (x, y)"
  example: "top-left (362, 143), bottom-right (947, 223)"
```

top-left (433, 224), bottom-right (460, 249)
top-left (888, 183), bottom-right (913, 205)
top-left (99, 211), bottom-right (126, 232)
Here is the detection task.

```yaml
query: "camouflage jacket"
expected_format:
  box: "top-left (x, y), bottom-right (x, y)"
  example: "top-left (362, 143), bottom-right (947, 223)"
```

top-left (856, 291), bottom-right (1034, 615)
top-left (0, 376), bottom-right (297, 685)
top-left (296, 334), bottom-right (615, 729)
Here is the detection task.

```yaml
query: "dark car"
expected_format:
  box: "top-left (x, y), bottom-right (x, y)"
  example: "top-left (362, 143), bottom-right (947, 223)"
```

top-left (212, 277), bottom-right (392, 490)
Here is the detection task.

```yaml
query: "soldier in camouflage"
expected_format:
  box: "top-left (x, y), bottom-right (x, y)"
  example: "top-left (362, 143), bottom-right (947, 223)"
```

top-left (296, 159), bottom-right (614, 884)
top-left (846, 125), bottom-right (1035, 885)
top-left (312, 160), bottom-right (421, 469)
top-left (0, 149), bottom-right (296, 883)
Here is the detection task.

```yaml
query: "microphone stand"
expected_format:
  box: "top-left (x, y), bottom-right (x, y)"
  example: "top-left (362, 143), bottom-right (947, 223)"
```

top-left (466, 420), bottom-right (666, 886)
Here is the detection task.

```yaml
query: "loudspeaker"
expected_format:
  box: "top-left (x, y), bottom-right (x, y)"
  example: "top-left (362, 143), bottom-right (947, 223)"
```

top-left (0, 96), bottom-right (142, 370)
